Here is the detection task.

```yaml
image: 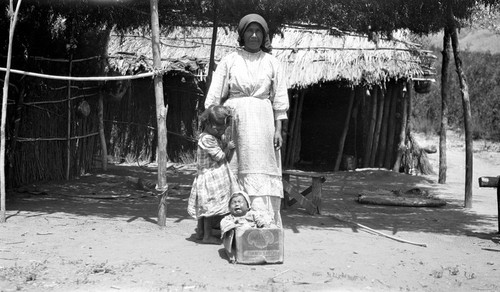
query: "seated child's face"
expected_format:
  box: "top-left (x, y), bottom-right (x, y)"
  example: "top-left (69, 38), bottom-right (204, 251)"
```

top-left (229, 194), bottom-right (249, 217)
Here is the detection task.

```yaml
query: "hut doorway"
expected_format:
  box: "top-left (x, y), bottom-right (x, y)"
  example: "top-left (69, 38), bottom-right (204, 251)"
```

top-left (295, 82), bottom-right (356, 171)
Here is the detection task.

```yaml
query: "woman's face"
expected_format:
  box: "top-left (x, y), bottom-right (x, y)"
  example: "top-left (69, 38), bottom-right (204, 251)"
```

top-left (243, 23), bottom-right (264, 53)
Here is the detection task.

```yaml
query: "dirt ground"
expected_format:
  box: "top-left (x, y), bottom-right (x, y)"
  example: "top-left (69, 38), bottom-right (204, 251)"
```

top-left (1, 131), bottom-right (500, 292)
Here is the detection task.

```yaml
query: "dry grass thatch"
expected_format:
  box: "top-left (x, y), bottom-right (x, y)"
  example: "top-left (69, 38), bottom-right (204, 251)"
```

top-left (107, 25), bottom-right (428, 88)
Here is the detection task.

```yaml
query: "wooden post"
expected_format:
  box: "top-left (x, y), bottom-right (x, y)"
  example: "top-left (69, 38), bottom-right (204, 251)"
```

top-left (8, 85), bottom-right (24, 183)
top-left (98, 92), bottom-right (108, 171)
top-left (285, 91), bottom-right (300, 167)
top-left (450, 26), bottom-right (473, 208)
top-left (401, 81), bottom-right (414, 174)
top-left (205, 0), bottom-right (218, 94)
top-left (290, 90), bottom-right (304, 167)
top-left (495, 178), bottom-right (499, 234)
top-left (351, 89), bottom-right (362, 165)
top-left (364, 88), bottom-right (377, 167)
top-left (392, 82), bottom-right (409, 172)
top-left (359, 88), bottom-right (368, 166)
top-left (377, 86), bottom-right (393, 167)
top-left (439, 27), bottom-right (452, 184)
top-left (150, 0), bottom-right (169, 226)
top-left (334, 89), bottom-right (355, 171)
top-left (384, 83), bottom-right (398, 169)
top-left (405, 81), bottom-right (413, 144)
top-left (1, 0), bottom-right (22, 223)
top-left (281, 119), bottom-right (288, 166)
top-left (311, 177), bottom-right (322, 214)
top-left (370, 86), bottom-right (384, 167)
top-left (66, 56), bottom-right (73, 180)
top-left (282, 172), bottom-right (290, 209)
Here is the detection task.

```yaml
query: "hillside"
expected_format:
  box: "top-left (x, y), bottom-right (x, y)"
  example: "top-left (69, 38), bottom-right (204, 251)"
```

top-left (424, 27), bottom-right (500, 54)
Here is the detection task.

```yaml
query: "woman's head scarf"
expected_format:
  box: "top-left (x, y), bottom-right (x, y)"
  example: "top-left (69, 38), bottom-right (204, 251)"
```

top-left (237, 13), bottom-right (272, 53)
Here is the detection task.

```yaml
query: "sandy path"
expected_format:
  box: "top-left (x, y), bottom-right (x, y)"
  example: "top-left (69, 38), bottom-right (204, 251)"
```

top-left (1, 132), bottom-right (499, 292)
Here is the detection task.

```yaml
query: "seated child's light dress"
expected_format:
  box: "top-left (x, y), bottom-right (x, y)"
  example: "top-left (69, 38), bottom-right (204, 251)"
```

top-left (220, 191), bottom-right (275, 236)
top-left (187, 132), bottom-right (236, 219)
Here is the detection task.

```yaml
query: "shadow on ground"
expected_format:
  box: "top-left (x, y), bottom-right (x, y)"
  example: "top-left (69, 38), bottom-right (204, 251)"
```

top-left (5, 164), bottom-right (498, 241)
top-left (283, 169), bottom-right (499, 240)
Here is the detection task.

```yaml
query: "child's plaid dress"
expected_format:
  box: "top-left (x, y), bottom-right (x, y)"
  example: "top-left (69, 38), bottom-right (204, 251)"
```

top-left (187, 133), bottom-right (235, 219)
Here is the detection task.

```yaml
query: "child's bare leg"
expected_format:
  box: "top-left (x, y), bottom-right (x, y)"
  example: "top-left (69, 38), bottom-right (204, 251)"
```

top-left (195, 218), bottom-right (204, 240)
top-left (202, 217), bottom-right (220, 244)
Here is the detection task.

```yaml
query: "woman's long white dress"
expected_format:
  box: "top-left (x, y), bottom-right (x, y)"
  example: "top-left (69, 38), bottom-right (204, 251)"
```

top-left (205, 49), bottom-right (289, 226)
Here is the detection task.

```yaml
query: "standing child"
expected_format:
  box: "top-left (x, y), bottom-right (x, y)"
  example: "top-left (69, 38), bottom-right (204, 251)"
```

top-left (187, 105), bottom-right (237, 244)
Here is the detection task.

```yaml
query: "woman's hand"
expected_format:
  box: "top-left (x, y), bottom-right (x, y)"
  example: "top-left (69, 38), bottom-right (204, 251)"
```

top-left (274, 119), bottom-right (283, 150)
top-left (274, 131), bottom-right (283, 150)
top-left (227, 140), bottom-right (236, 150)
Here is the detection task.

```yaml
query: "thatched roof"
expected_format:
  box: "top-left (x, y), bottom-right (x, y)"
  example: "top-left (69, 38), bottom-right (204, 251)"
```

top-left (107, 25), bottom-right (431, 88)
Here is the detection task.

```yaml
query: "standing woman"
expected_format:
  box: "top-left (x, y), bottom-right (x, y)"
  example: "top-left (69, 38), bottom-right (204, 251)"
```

top-left (205, 14), bottom-right (289, 227)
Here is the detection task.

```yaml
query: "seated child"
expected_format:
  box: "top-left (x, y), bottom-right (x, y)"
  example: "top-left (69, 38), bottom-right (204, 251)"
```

top-left (220, 191), bottom-right (276, 236)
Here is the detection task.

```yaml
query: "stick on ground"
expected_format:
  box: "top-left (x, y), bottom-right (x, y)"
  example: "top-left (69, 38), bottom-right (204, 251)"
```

top-left (331, 215), bottom-right (428, 247)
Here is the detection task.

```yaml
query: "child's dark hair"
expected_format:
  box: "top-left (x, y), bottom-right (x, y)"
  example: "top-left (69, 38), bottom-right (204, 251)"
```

top-left (199, 105), bottom-right (232, 131)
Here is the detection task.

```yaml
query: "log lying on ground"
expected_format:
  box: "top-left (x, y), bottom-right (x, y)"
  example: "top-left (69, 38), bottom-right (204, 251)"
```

top-left (357, 188), bottom-right (446, 207)
top-left (357, 194), bottom-right (446, 207)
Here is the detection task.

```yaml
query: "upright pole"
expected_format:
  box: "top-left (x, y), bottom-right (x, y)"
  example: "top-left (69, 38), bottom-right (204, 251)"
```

top-left (334, 89), bottom-right (355, 171)
top-left (66, 55), bottom-right (73, 180)
top-left (497, 178), bottom-right (500, 233)
top-left (150, 0), bottom-right (169, 226)
top-left (98, 92), bottom-right (108, 171)
top-left (392, 83), bottom-right (408, 172)
top-left (439, 27), bottom-right (452, 184)
top-left (451, 27), bottom-right (473, 208)
top-left (206, 0), bottom-right (218, 89)
top-left (1, 0), bottom-right (22, 223)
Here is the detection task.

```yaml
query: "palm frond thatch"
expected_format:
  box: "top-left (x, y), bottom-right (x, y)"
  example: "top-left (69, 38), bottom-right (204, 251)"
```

top-left (106, 25), bottom-right (426, 88)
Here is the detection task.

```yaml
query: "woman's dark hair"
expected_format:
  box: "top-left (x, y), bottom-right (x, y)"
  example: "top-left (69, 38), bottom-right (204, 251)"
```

top-left (199, 105), bottom-right (232, 131)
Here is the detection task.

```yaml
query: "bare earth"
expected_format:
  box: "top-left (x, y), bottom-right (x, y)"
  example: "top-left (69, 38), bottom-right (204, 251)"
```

top-left (1, 131), bottom-right (500, 292)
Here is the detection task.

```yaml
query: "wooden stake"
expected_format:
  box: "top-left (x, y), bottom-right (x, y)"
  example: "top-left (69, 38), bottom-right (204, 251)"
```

top-left (392, 82), bottom-right (409, 172)
top-left (98, 92), bottom-right (108, 171)
top-left (205, 0), bottom-right (218, 95)
top-left (364, 88), bottom-right (377, 167)
top-left (405, 81), bottom-right (412, 151)
top-left (1, 0), bottom-right (22, 223)
top-left (377, 86), bottom-right (393, 167)
top-left (450, 26), bottom-right (473, 208)
top-left (370, 86), bottom-right (384, 167)
top-left (439, 27), bottom-right (452, 184)
top-left (290, 91), bottom-right (305, 166)
top-left (285, 91), bottom-right (300, 167)
top-left (8, 85), bottom-right (24, 183)
top-left (334, 89), bottom-right (355, 171)
top-left (351, 89), bottom-right (362, 164)
top-left (150, 0), bottom-right (169, 226)
top-left (66, 55), bottom-right (73, 180)
top-left (384, 84), bottom-right (398, 169)
top-left (157, 190), bottom-right (168, 227)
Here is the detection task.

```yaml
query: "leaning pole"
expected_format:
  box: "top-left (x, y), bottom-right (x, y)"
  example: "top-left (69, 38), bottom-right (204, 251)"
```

top-left (1, 0), bottom-right (22, 223)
